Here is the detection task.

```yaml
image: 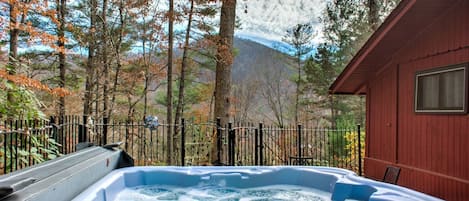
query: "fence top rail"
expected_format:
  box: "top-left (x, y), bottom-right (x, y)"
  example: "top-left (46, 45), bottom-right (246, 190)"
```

top-left (92, 123), bottom-right (181, 127)
top-left (230, 126), bottom-right (257, 131)
top-left (187, 122), bottom-right (217, 126)
top-left (1, 116), bottom-right (361, 133)
top-left (260, 127), bottom-right (357, 132)
top-left (0, 125), bottom-right (53, 135)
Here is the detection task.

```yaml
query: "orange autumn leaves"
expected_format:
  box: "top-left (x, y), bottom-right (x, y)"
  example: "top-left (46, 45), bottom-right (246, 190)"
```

top-left (4, 0), bottom-right (68, 54)
top-left (0, 69), bottom-right (71, 97)
top-left (2, 0), bottom-right (71, 96)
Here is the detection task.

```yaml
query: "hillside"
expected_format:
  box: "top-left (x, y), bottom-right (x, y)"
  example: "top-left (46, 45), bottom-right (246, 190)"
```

top-left (230, 38), bottom-right (296, 122)
top-left (232, 37), bottom-right (293, 82)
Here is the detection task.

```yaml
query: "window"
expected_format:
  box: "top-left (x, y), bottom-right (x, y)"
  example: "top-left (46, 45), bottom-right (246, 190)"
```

top-left (415, 63), bottom-right (468, 113)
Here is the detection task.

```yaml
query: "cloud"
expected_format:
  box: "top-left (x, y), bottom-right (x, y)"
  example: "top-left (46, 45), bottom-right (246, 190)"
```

top-left (235, 0), bottom-right (325, 46)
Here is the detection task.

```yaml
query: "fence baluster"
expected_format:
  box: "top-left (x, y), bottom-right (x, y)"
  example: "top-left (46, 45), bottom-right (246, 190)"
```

top-left (228, 123), bottom-right (233, 166)
top-left (0, 116), bottom-right (364, 175)
top-left (4, 121), bottom-right (8, 174)
top-left (259, 122), bottom-right (263, 166)
top-left (215, 118), bottom-right (221, 165)
top-left (358, 124), bottom-right (362, 176)
top-left (180, 119), bottom-right (185, 166)
top-left (103, 117), bottom-right (108, 146)
top-left (255, 127), bottom-right (259, 166)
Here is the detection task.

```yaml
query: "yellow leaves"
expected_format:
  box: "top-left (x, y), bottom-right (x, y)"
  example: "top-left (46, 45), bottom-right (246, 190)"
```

top-left (344, 131), bottom-right (365, 172)
top-left (0, 69), bottom-right (71, 97)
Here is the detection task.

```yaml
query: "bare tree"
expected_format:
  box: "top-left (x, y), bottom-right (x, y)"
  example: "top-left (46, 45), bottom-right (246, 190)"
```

top-left (174, 0), bottom-right (195, 162)
top-left (232, 76), bottom-right (259, 122)
top-left (108, 0), bottom-right (125, 119)
top-left (83, 0), bottom-right (98, 117)
top-left (102, 0), bottom-right (110, 119)
top-left (258, 64), bottom-right (293, 128)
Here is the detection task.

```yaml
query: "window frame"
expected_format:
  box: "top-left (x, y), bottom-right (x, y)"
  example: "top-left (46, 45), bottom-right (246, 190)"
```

top-left (414, 63), bottom-right (468, 114)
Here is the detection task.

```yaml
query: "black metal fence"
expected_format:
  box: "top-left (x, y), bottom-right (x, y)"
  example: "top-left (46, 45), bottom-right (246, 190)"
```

top-left (0, 116), bottom-right (364, 175)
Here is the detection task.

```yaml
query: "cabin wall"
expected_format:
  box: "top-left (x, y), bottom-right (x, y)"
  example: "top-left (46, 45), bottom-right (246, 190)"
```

top-left (365, 1), bottom-right (469, 200)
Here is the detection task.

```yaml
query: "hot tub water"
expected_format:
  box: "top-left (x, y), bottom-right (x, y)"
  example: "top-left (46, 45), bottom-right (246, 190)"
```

top-left (116, 184), bottom-right (330, 201)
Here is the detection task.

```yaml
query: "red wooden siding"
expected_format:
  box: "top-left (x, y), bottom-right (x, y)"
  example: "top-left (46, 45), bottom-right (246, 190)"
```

top-left (367, 66), bottom-right (397, 162)
top-left (364, 1), bottom-right (469, 200)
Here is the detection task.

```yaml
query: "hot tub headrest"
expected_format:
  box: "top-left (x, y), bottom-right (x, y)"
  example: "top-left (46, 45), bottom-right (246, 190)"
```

top-left (0, 146), bottom-right (134, 201)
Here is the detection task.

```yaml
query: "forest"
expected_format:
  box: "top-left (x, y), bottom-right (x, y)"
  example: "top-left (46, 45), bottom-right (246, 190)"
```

top-left (0, 0), bottom-right (399, 165)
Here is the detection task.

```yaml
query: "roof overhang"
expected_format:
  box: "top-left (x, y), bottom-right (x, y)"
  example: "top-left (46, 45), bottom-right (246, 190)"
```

top-left (329, 0), bottom-right (457, 95)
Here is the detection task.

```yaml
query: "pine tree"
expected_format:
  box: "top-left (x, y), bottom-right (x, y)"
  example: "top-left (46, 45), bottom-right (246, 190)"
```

top-left (166, 0), bottom-right (175, 165)
top-left (305, 0), bottom-right (400, 126)
top-left (212, 0), bottom-right (237, 164)
top-left (282, 23), bottom-right (314, 125)
top-left (56, 0), bottom-right (67, 117)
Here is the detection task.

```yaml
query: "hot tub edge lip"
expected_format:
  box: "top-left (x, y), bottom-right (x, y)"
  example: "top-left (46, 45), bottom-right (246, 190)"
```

top-left (73, 166), bottom-right (348, 201)
top-left (73, 166), bottom-right (443, 201)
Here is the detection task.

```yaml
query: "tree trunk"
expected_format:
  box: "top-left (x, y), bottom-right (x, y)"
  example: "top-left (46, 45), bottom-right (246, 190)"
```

top-left (142, 8), bottom-right (149, 119)
top-left (295, 56), bottom-right (301, 125)
top-left (7, 1), bottom-right (19, 116)
top-left (174, 0), bottom-right (195, 160)
top-left (102, 0), bottom-right (110, 119)
top-left (166, 0), bottom-right (174, 165)
top-left (84, 0), bottom-right (97, 117)
top-left (329, 95), bottom-right (336, 129)
top-left (57, 0), bottom-right (66, 117)
top-left (368, 0), bottom-right (379, 31)
top-left (8, 2), bottom-right (18, 73)
top-left (212, 0), bottom-right (236, 164)
top-left (109, 0), bottom-right (124, 119)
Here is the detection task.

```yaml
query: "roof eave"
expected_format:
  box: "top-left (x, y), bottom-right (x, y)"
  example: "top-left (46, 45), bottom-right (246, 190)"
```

top-left (329, 0), bottom-right (417, 94)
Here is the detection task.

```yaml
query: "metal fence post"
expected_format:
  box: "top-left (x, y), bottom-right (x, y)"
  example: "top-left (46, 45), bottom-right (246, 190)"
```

top-left (50, 116), bottom-right (57, 141)
top-left (259, 122), bottom-right (264, 166)
top-left (297, 124), bottom-right (302, 165)
top-left (216, 118), bottom-right (222, 166)
top-left (79, 115), bottom-right (88, 143)
top-left (125, 120), bottom-right (129, 151)
top-left (174, 121), bottom-right (179, 165)
top-left (102, 117), bottom-right (108, 146)
top-left (14, 120), bottom-right (19, 171)
top-left (228, 123), bottom-right (233, 166)
top-left (358, 124), bottom-right (362, 176)
top-left (254, 128), bottom-right (259, 166)
top-left (181, 118), bottom-right (185, 166)
top-left (58, 116), bottom-right (64, 153)
top-left (51, 116), bottom-right (62, 154)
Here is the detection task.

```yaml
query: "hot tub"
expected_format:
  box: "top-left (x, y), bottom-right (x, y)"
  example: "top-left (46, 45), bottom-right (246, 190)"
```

top-left (72, 166), bottom-right (442, 201)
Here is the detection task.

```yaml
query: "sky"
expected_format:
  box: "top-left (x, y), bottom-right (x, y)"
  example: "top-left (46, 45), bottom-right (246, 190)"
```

top-left (0, 0), bottom-right (326, 54)
top-left (235, 0), bottom-right (325, 50)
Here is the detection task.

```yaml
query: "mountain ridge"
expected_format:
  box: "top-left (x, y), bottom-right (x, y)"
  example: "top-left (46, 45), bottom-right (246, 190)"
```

top-left (232, 37), bottom-right (293, 82)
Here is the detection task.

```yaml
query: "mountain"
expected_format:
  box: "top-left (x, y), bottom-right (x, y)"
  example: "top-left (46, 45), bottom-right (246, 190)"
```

top-left (232, 37), bottom-right (293, 82)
